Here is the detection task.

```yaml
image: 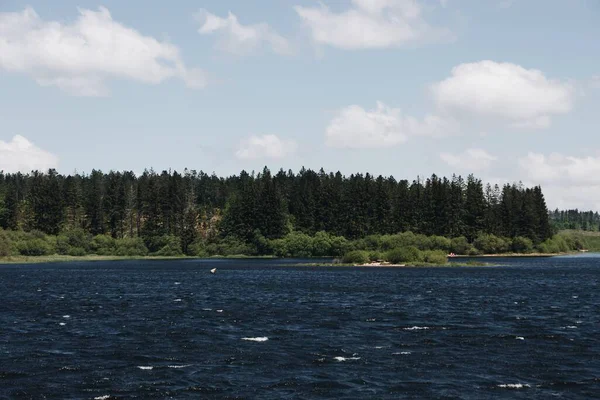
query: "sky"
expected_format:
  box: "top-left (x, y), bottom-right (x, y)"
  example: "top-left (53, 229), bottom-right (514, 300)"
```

top-left (0, 0), bottom-right (599, 210)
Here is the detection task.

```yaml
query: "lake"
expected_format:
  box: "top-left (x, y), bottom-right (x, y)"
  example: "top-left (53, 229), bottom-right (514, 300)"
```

top-left (1, 256), bottom-right (599, 399)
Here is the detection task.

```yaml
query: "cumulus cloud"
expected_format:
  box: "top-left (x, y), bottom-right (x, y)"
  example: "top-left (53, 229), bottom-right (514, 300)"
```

top-left (325, 101), bottom-right (456, 149)
top-left (440, 148), bottom-right (497, 171)
top-left (0, 135), bottom-right (59, 173)
top-left (0, 7), bottom-right (205, 96)
top-left (518, 151), bottom-right (600, 210)
top-left (196, 9), bottom-right (292, 56)
top-left (294, 0), bottom-right (453, 50)
top-left (235, 134), bottom-right (297, 160)
top-left (519, 152), bottom-right (600, 186)
top-left (431, 60), bottom-right (574, 129)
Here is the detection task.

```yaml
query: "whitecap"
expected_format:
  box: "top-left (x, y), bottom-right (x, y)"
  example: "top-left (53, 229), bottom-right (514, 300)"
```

top-left (241, 337), bottom-right (268, 342)
top-left (392, 352), bottom-right (412, 355)
top-left (375, 346), bottom-right (384, 349)
top-left (62, 315), bottom-right (70, 319)
top-left (174, 282), bottom-right (181, 285)
top-left (497, 383), bottom-right (530, 389)
top-left (137, 366), bottom-right (153, 370)
top-left (37, 289), bottom-right (42, 292)
top-left (565, 326), bottom-right (577, 329)
top-left (404, 326), bottom-right (429, 331)
top-left (202, 308), bottom-right (212, 311)
top-left (334, 356), bottom-right (361, 362)
top-left (59, 323), bottom-right (66, 326)
top-left (516, 336), bottom-right (525, 340)
top-left (366, 318), bottom-right (376, 322)
top-left (174, 299), bottom-right (182, 302)
top-left (168, 364), bottom-right (191, 369)
top-left (572, 295), bottom-right (578, 299)
top-left (94, 396), bottom-right (111, 400)
top-left (216, 310), bottom-right (223, 313)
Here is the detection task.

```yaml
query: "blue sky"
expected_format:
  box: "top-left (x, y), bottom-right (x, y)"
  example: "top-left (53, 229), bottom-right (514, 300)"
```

top-left (0, 0), bottom-right (599, 209)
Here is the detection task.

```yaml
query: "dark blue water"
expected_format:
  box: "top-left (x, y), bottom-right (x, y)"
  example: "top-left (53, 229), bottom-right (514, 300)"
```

top-left (1, 256), bottom-right (599, 399)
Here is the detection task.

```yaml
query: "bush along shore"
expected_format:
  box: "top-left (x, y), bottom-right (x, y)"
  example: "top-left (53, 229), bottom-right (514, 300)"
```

top-left (0, 228), bottom-right (589, 265)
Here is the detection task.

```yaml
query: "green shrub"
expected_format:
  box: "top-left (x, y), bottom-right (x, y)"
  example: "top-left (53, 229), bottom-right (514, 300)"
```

top-left (473, 234), bottom-right (509, 254)
top-left (368, 251), bottom-right (382, 262)
top-left (429, 236), bottom-right (452, 252)
top-left (450, 237), bottom-right (470, 254)
top-left (342, 250), bottom-right (370, 264)
top-left (330, 235), bottom-right (351, 257)
top-left (91, 235), bottom-right (116, 255)
top-left (18, 238), bottom-right (53, 256)
top-left (312, 231), bottom-right (332, 256)
top-left (154, 235), bottom-right (183, 256)
top-left (283, 232), bottom-right (314, 257)
top-left (422, 250), bottom-right (448, 264)
top-left (385, 246), bottom-right (423, 264)
top-left (55, 235), bottom-right (70, 255)
top-left (187, 238), bottom-right (208, 257)
top-left (68, 247), bottom-right (87, 256)
top-left (511, 236), bottom-right (533, 253)
top-left (115, 237), bottom-right (148, 256)
top-left (0, 229), bottom-right (12, 257)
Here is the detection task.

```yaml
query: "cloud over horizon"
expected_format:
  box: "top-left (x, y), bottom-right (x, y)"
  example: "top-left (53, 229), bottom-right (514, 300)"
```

top-left (0, 135), bottom-right (59, 173)
top-left (235, 134), bottom-right (297, 160)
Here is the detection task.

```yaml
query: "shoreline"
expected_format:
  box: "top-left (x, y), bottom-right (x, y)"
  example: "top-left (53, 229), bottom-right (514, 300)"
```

top-left (449, 252), bottom-right (573, 258)
top-left (0, 251), bottom-right (585, 265)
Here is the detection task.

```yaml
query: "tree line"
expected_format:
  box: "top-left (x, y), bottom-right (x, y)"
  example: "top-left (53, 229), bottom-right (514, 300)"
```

top-left (549, 209), bottom-right (600, 232)
top-left (0, 167), bottom-right (554, 256)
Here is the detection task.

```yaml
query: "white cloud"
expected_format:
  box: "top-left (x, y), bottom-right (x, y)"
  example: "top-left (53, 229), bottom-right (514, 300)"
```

top-left (294, 0), bottom-right (452, 50)
top-left (235, 135), bottom-right (297, 160)
top-left (591, 75), bottom-right (600, 89)
top-left (0, 135), bottom-right (59, 173)
top-left (518, 152), bottom-right (600, 210)
top-left (431, 60), bottom-right (574, 129)
top-left (0, 7), bottom-right (204, 96)
top-left (325, 101), bottom-right (456, 149)
top-left (519, 152), bottom-right (600, 186)
top-left (440, 148), bottom-right (497, 171)
top-left (195, 9), bottom-right (291, 56)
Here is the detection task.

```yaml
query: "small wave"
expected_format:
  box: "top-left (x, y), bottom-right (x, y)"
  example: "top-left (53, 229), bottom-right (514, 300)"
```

top-left (375, 346), bottom-right (384, 349)
top-left (366, 318), bottom-right (376, 322)
top-left (334, 356), bottom-right (361, 362)
top-left (168, 364), bottom-right (191, 369)
top-left (497, 383), bottom-right (530, 389)
top-left (174, 299), bottom-right (182, 302)
top-left (565, 326), bottom-right (577, 329)
top-left (174, 282), bottom-right (181, 285)
top-left (572, 295), bottom-right (578, 299)
top-left (404, 326), bottom-right (429, 331)
top-left (62, 315), bottom-right (70, 318)
top-left (202, 308), bottom-right (212, 311)
top-left (241, 337), bottom-right (268, 342)
top-left (392, 352), bottom-right (412, 355)
top-left (137, 366), bottom-right (153, 370)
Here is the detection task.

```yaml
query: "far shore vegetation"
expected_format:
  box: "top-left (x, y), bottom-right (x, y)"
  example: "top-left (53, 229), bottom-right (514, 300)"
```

top-left (0, 228), bottom-right (593, 266)
top-left (1, 167), bottom-right (598, 266)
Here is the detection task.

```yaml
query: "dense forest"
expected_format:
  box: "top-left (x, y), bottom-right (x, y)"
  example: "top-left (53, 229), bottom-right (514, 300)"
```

top-left (0, 167), bottom-right (558, 260)
top-left (549, 209), bottom-right (600, 231)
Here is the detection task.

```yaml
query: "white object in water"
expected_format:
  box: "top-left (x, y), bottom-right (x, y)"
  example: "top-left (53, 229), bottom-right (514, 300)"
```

top-left (210, 268), bottom-right (216, 274)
